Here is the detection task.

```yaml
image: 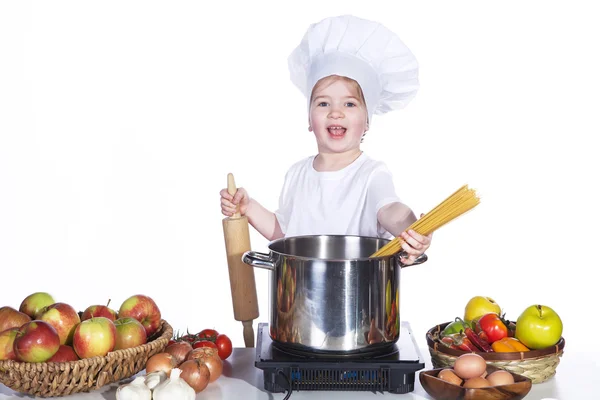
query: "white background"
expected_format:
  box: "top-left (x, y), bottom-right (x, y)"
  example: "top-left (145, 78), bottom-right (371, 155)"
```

top-left (1, 0), bottom-right (598, 358)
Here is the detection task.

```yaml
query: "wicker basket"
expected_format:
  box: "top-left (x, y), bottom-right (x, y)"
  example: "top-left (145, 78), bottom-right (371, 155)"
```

top-left (0, 319), bottom-right (172, 397)
top-left (427, 322), bottom-right (565, 384)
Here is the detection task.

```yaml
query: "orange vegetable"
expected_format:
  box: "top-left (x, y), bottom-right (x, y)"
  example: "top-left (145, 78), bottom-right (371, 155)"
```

top-left (491, 337), bottom-right (529, 352)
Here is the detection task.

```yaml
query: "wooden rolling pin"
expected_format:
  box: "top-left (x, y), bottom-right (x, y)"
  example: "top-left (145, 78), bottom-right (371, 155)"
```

top-left (222, 173), bottom-right (259, 347)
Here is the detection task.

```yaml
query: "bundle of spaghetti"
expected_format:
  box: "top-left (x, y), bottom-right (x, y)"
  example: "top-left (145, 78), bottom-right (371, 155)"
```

top-left (370, 185), bottom-right (480, 258)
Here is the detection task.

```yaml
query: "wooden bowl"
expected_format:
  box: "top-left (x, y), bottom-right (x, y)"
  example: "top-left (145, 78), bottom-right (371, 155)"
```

top-left (420, 364), bottom-right (532, 400)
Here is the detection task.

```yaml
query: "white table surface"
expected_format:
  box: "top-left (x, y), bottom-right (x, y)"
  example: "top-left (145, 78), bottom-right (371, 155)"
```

top-left (1, 345), bottom-right (595, 400)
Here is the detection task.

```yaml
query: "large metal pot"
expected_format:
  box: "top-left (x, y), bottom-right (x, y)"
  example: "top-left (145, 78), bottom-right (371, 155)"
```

top-left (242, 235), bottom-right (426, 355)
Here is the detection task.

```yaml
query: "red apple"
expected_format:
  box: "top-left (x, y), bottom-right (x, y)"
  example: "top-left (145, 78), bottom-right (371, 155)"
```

top-left (38, 303), bottom-right (81, 345)
top-left (81, 299), bottom-right (117, 321)
top-left (19, 292), bottom-right (55, 319)
top-left (14, 320), bottom-right (60, 362)
top-left (72, 317), bottom-right (116, 358)
top-left (118, 295), bottom-right (161, 337)
top-left (0, 328), bottom-right (19, 360)
top-left (114, 317), bottom-right (147, 350)
top-left (0, 306), bottom-right (31, 332)
top-left (47, 344), bottom-right (80, 362)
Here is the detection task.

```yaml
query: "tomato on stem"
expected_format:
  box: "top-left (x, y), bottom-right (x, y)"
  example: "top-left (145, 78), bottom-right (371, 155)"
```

top-left (193, 340), bottom-right (217, 349)
top-left (198, 329), bottom-right (219, 341)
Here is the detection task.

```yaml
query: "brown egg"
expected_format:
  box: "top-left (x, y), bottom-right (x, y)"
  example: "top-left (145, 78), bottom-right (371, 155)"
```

top-left (463, 376), bottom-right (491, 388)
top-left (453, 353), bottom-right (487, 379)
top-left (437, 368), bottom-right (463, 386)
top-left (487, 370), bottom-right (515, 386)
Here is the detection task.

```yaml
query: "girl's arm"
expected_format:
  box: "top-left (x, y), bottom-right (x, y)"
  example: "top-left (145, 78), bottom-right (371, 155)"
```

top-left (377, 202), bottom-right (432, 265)
top-left (377, 202), bottom-right (416, 237)
top-left (245, 198), bottom-right (285, 241)
top-left (221, 187), bottom-right (284, 241)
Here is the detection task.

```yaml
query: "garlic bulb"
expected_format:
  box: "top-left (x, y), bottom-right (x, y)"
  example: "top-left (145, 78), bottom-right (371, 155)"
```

top-left (153, 368), bottom-right (195, 400)
top-left (116, 376), bottom-right (152, 400)
top-left (144, 370), bottom-right (167, 390)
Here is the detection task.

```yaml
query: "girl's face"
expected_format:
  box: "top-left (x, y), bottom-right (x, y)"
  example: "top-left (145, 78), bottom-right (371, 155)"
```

top-left (309, 76), bottom-right (368, 155)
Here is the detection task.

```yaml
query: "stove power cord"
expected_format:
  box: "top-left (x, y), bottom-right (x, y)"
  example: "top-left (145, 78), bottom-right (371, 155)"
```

top-left (277, 369), bottom-right (293, 400)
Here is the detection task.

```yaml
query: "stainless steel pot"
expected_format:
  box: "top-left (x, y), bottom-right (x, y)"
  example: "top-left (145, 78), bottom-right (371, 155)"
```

top-left (242, 235), bottom-right (427, 355)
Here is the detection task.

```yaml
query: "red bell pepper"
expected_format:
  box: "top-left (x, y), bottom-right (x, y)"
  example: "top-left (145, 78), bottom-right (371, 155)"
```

top-left (475, 313), bottom-right (508, 343)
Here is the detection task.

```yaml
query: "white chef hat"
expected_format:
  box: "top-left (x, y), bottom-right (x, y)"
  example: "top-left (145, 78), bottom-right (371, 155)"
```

top-left (288, 15), bottom-right (419, 122)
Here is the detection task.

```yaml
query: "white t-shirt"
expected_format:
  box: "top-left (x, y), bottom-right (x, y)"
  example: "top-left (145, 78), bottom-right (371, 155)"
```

top-left (275, 153), bottom-right (401, 239)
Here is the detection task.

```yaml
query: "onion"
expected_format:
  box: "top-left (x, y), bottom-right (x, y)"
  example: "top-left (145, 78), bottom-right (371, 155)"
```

top-left (185, 348), bottom-right (223, 382)
top-left (146, 352), bottom-right (176, 377)
top-left (179, 359), bottom-right (210, 393)
top-left (165, 341), bottom-right (193, 366)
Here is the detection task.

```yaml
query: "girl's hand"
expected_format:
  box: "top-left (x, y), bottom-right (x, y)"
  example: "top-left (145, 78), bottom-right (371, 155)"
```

top-left (220, 187), bottom-right (250, 217)
top-left (398, 229), bottom-right (432, 266)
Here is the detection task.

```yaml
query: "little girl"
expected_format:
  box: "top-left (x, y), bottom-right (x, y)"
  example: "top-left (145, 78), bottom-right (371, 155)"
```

top-left (220, 15), bottom-right (431, 265)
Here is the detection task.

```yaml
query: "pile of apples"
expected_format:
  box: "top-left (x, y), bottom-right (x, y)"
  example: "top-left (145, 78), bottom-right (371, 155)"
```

top-left (0, 292), bottom-right (162, 363)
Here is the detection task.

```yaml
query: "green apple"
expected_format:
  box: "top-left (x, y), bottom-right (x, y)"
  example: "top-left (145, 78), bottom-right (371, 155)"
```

top-left (515, 305), bottom-right (563, 350)
top-left (73, 317), bottom-right (117, 358)
top-left (464, 296), bottom-right (501, 321)
top-left (19, 292), bottom-right (55, 318)
top-left (114, 317), bottom-right (147, 350)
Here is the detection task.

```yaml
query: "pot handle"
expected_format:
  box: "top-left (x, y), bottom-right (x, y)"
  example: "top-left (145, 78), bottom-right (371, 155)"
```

top-left (242, 251), bottom-right (276, 271)
top-left (398, 252), bottom-right (428, 268)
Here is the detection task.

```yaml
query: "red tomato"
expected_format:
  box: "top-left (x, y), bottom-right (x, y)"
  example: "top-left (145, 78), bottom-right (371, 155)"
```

top-left (193, 340), bottom-right (217, 349)
top-left (215, 334), bottom-right (232, 360)
top-left (198, 329), bottom-right (219, 340)
top-left (167, 339), bottom-right (177, 346)
top-left (476, 313), bottom-right (508, 343)
top-left (180, 334), bottom-right (196, 343)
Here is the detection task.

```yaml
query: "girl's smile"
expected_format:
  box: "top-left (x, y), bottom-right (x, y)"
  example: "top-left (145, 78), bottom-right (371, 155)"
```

top-left (327, 124), bottom-right (347, 138)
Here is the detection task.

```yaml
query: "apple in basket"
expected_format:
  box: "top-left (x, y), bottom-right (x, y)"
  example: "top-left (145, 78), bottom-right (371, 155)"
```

top-left (72, 317), bottom-right (117, 358)
top-left (81, 300), bottom-right (118, 321)
top-left (515, 304), bottom-right (563, 350)
top-left (0, 306), bottom-right (31, 332)
top-left (19, 292), bottom-right (55, 319)
top-left (37, 302), bottom-right (81, 345)
top-left (0, 328), bottom-right (19, 360)
top-left (118, 295), bottom-right (161, 337)
top-left (47, 344), bottom-right (80, 362)
top-left (13, 320), bottom-right (61, 362)
top-left (114, 317), bottom-right (147, 350)
top-left (464, 296), bottom-right (501, 322)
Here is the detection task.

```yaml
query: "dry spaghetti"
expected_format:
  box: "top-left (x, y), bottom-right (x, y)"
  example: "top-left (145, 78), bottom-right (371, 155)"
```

top-left (370, 185), bottom-right (480, 257)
